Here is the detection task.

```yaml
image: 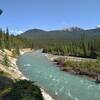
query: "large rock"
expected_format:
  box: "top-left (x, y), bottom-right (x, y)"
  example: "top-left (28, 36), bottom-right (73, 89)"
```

top-left (96, 74), bottom-right (100, 83)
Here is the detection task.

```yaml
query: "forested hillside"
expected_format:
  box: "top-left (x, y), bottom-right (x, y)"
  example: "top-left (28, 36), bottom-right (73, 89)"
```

top-left (19, 27), bottom-right (100, 58)
top-left (0, 28), bottom-right (32, 50)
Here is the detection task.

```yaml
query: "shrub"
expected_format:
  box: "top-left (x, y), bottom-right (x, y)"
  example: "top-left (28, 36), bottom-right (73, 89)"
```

top-left (2, 54), bottom-right (10, 67)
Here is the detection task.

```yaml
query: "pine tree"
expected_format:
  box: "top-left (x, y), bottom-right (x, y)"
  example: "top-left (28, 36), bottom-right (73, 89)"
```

top-left (12, 47), bottom-right (20, 57)
top-left (16, 47), bottom-right (20, 56)
top-left (5, 28), bottom-right (11, 50)
top-left (31, 42), bottom-right (34, 50)
top-left (0, 29), bottom-right (5, 51)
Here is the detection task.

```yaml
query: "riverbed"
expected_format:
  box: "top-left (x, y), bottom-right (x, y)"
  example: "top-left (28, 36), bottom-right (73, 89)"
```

top-left (17, 50), bottom-right (100, 100)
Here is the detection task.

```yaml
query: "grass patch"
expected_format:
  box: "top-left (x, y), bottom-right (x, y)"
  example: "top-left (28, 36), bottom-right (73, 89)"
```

top-left (55, 58), bottom-right (100, 78)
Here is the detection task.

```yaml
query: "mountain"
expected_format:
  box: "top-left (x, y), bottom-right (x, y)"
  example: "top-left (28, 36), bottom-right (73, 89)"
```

top-left (19, 27), bottom-right (100, 41)
top-left (60, 27), bottom-right (84, 32)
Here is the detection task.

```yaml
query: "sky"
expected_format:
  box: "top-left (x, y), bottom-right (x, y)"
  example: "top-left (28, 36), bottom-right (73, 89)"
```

top-left (0, 0), bottom-right (100, 34)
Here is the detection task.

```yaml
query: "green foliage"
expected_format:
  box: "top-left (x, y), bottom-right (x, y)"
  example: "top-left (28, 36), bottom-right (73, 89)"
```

top-left (0, 75), bottom-right (44, 100)
top-left (0, 76), bottom-right (13, 97)
top-left (2, 54), bottom-right (10, 67)
top-left (3, 80), bottom-right (44, 100)
top-left (0, 27), bottom-right (100, 59)
top-left (0, 72), bottom-right (44, 100)
top-left (56, 58), bottom-right (100, 77)
top-left (0, 71), bottom-right (7, 76)
top-left (20, 28), bottom-right (100, 41)
top-left (5, 28), bottom-right (11, 50)
top-left (0, 28), bottom-right (31, 50)
top-left (12, 47), bottom-right (20, 57)
top-left (19, 28), bottom-right (100, 58)
top-left (12, 49), bottom-right (17, 58)
top-left (42, 36), bottom-right (100, 59)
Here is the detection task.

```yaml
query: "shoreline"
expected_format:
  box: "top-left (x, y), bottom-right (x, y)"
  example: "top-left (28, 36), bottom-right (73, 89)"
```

top-left (0, 49), bottom-right (54, 100)
top-left (45, 53), bottom-right (96, 62)
top-left (45, 53), bottom-right (99, 82)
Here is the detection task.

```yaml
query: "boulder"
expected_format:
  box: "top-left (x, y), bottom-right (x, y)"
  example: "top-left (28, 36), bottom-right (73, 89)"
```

top-left (96, 74), bottom-right (100, 83)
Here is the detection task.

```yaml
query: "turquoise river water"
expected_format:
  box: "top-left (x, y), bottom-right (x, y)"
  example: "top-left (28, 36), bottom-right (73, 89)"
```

top-left (17, 50), bottom-right (100, 100)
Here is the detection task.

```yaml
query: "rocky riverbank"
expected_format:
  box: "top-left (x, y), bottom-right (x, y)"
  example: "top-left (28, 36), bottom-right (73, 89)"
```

top-left (45, 53), bottom-right (100, 83)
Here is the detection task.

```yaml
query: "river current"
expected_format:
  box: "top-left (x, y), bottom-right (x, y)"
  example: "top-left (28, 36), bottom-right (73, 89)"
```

top-left (17, 50), bottom-right (100, 100)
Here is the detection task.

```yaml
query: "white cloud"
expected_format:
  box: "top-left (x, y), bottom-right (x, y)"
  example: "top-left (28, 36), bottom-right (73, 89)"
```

top-left (10, 30), bottom-right (23, 35)
top-left (17, 31), bottom-right (23, 34)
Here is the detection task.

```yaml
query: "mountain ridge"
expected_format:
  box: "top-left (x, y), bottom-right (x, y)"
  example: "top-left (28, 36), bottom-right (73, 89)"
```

top-left (19, 27), bottom-right (100, 40)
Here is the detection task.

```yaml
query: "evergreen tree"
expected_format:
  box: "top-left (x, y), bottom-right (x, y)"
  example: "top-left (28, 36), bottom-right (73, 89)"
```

top-left (12, 47), bottom-right (20, 57)
top-left (5, 28), bottom-right (11, 50)
top-left (0, 29), bottom-right (5, 50)
top-left (31, 42), bottom-right (34, 50)
top-left (2, 54), bottom-right (10, 67)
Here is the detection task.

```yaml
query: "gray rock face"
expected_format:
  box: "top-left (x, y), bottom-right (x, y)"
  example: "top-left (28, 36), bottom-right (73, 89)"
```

top-left (96, 74), bottom-right (100, 83)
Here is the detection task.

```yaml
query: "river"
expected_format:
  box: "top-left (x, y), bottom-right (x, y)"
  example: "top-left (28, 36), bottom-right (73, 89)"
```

top-left (17, 50), bottom-right (100, 100)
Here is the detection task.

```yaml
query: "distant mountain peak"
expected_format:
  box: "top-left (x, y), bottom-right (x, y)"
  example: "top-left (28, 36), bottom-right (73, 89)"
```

top-left (59, 26), bottom-right (84, 32)
top-left (23, 29), bottom-right (46, 35)
top-left (19, 27), bottom-right (100, 41)
top-left (28, 29), bottom-right (46, 32)
top-left (96, 25), bottom-right (100, 29)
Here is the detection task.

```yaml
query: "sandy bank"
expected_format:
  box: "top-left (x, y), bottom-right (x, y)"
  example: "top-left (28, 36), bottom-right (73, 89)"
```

top-left (45, 53), bottom-right (96, 62)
